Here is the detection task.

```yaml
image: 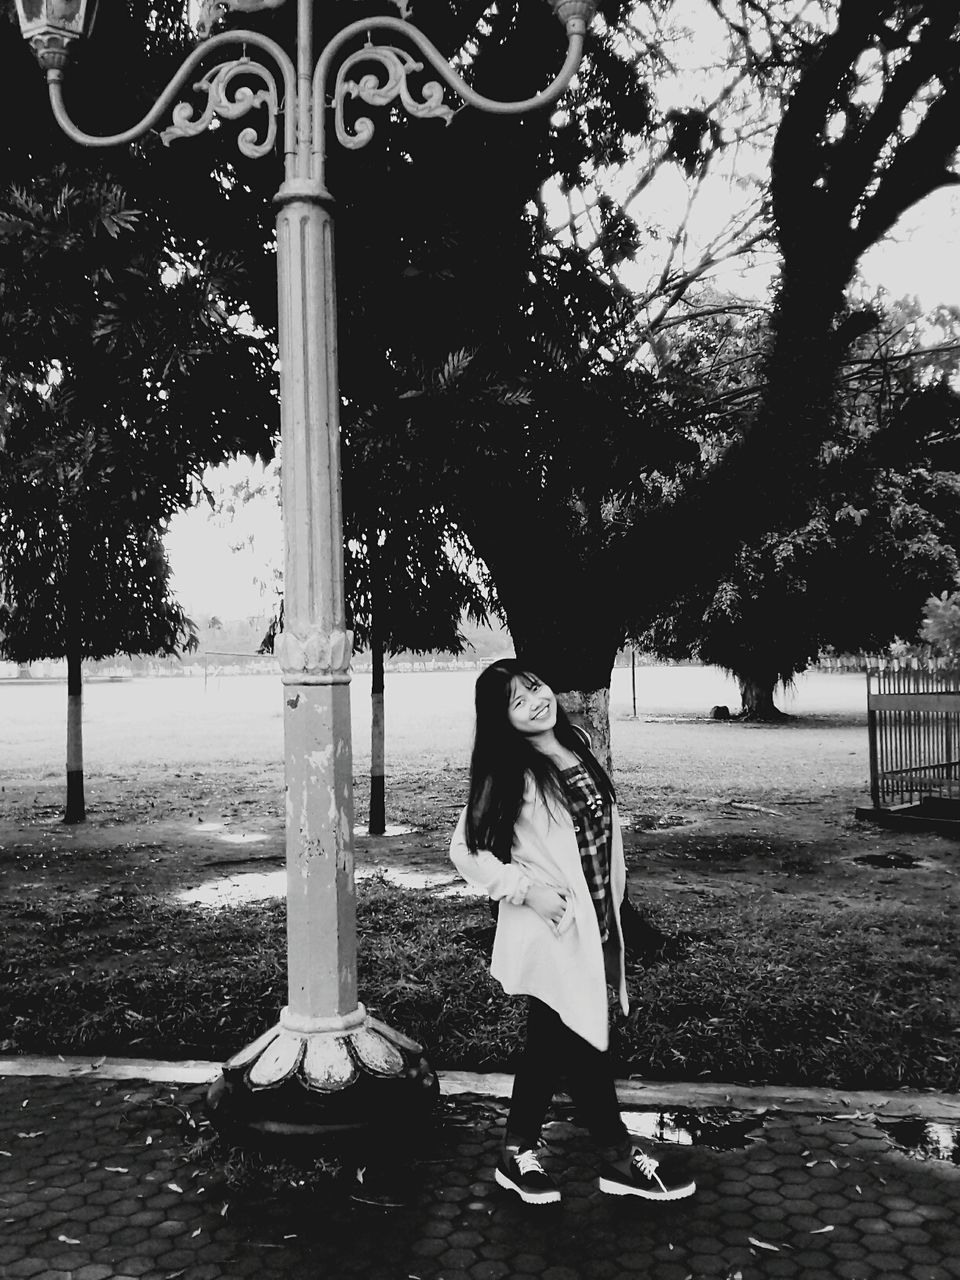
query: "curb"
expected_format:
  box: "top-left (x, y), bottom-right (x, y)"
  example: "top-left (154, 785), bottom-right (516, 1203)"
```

top-left (3, 1054), bottom-right (958, 1120)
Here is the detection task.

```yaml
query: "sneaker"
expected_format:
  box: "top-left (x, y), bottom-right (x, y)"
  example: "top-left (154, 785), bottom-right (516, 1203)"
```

top-left (598, 1146), bottom-right (696, 1200)
top-left (495, 1145), bottom-right (561, 1205)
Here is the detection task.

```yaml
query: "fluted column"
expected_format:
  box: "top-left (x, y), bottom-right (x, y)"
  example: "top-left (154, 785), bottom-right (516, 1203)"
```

top-left (274, 180), bottom-right (357, 1026)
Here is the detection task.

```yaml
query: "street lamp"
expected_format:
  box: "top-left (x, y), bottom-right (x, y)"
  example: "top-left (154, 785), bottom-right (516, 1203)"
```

top-left (15, 0), bottom-right (596, 1147)
top-left (13, 0), bottom-right (98, 68)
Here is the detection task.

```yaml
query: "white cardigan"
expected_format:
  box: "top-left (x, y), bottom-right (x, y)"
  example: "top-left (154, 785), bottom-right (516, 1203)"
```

top-left (449, 777), bottom-right (629, 1052)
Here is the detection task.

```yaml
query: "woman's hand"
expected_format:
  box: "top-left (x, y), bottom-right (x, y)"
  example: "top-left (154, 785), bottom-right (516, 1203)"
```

top-left (524, 883), bottom-right (571, 930)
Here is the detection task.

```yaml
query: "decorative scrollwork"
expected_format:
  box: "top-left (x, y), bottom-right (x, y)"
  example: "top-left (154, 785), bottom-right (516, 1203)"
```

top-left (334, 43), bottom-right (454, 151)
top-left (196, 0), bottom-right (286, 40)
top-left (160, 58), bottom-right (279, 160)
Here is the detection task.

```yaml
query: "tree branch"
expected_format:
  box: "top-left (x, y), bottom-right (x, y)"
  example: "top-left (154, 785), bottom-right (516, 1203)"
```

top-left (854, 78), bottom-right (960, 255)
top-left (770, 0), bottom-right (893, 251)
top-left (828, 5), bottom-right (960, 228)
top-left (642, 224), bottom-right (767, 335)
top-left (652, 301), bottom-right (767, 330)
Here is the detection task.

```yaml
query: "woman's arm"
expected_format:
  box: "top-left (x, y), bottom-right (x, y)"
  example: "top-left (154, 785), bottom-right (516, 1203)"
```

top-left (449, 808), bottom-right (531, 904)
top-left (449, 808), bottom-right (571, 928)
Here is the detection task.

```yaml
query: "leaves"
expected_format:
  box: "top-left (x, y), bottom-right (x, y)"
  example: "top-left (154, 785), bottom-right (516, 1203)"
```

top-left (0, 167), bottom-right (277, 669)
top-left (639, 298), bottom-right (960, 703)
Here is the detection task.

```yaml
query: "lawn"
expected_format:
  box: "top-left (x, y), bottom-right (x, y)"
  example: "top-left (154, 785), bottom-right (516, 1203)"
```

top-left (2, 875), bottom-right (958, 1092)
top-left (2, 665), bottom-right (958, 1092)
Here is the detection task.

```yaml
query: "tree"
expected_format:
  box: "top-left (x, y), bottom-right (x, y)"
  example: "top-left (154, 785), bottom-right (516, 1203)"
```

top-left (568, 1), bottom-right (960, 742)
top-left (709, 0), bottom-right (960, 533)
top-left (0, 169), bottom-right (276, 819)
top-left (641, 300), bottom-right (960, 716)
top-left (187, 0), bottom-right (960, 760)
top-left (301, 0), bottom-right (790, 760)
top-left (921, 591), bottom-right (960, 660)
top-left (365, 344), bottom-right (693, 768)
top-left (345, 517), bottom-right (493, 834)
top-left (0, 0), bottom-right (283, 820)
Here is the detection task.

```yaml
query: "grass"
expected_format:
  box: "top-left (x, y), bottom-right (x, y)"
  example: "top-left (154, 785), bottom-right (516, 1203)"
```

top-left (2, 876), bottom-right (958, 1093)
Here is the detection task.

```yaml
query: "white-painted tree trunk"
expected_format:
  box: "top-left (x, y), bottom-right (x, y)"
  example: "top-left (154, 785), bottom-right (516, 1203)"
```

top-left (65, 647), bottom-right (85, 823)
top-left (370, 629), bottom-right (386, 836)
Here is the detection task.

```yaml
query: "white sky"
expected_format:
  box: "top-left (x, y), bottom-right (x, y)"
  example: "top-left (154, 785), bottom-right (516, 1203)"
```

top-left (859, 188), bottom-right (960, 308)
top-left (165, 5), bottom-right (960, 621)
top-left (166, 459), bottom-right (281, 622)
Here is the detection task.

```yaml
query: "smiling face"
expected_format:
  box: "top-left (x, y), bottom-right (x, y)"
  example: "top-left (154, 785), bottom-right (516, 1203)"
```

top-left (506, 673), bottom-right (558, 738)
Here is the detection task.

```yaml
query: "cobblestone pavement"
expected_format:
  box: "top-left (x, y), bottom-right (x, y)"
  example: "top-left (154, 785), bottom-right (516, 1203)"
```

top-left (1, 1073), bottom-right (958, 1280)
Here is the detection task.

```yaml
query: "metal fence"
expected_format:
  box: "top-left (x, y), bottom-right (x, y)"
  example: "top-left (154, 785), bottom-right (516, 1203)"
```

top-left (866, 666), bottom-right (960, 809)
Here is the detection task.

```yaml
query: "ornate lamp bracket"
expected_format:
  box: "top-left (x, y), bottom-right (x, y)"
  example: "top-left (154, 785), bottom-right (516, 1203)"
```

top-left (160, 57), bottom-right (280, 159)
top-left (334, 42), bottom-right (454, 150)
top-left (311, 14), bottom-right (590, 184)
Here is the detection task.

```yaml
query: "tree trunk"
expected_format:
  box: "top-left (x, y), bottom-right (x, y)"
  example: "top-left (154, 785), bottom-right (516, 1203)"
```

top-left (65, 643), bottom-right (85, 823)
top-left (16, 663), bottom-right (31, 679)
top-left (736, 674), bottom-right (790, 722)
top-left (369, 624), bottom-right (386, 836)
top-left (368, 544), bottom-right (386, 836)
top-left (503, 599), bottom-right (619, 774)
top-left (558, 685), bottom-right (613, 777)
top-left (463, 521), bottom-right (623, 774)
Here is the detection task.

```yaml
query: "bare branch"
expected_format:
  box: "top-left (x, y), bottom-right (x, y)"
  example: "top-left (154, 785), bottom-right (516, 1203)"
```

top-left (649, 178), bottom-right (702, 304)
top-left (652, 302), bottom-right (768, 330)
top-left (694, 337), bottom-right (960, 418)
top-left (642, 220), bottom-right (768, 334)
top-left (854, 76), bottom-right (960, 255)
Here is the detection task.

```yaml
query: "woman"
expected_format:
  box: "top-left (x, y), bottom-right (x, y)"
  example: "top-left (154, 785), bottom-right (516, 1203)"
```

top-left (449, 658), bottom-right (696, 1206)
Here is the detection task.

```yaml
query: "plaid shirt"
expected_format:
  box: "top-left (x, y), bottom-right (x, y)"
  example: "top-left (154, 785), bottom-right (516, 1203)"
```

top-left (561, 764), bottom-right (613, 942)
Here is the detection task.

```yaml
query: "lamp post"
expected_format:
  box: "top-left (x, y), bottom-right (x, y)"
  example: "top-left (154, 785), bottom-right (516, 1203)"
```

top-left (15, 0), bottom-right (596, 1145)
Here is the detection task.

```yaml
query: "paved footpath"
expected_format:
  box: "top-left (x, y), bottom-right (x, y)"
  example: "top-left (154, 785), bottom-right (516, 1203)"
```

top-left (1, 1061), bottom-right (958, 1280)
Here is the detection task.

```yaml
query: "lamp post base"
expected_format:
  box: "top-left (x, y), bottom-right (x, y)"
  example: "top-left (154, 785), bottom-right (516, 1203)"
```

top-left (205, 1007), bottom-right (438, 1156)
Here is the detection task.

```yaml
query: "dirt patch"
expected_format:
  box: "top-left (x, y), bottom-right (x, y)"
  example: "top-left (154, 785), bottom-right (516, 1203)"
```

top-left (2, 769), bottom-right (957, 919)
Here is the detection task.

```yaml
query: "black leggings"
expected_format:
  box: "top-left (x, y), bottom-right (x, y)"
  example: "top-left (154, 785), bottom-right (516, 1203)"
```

top-left (506, 997), bottom-right (629, 1150)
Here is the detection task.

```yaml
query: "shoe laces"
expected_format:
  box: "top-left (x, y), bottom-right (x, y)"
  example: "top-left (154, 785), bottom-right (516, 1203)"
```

top-left (515, 1148), bottom-right (547, 1176)
top-left (632, 1150), bottom-right (660, 1179)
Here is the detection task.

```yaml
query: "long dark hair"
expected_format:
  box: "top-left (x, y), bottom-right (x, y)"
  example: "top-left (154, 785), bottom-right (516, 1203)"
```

top-left (464, 658), bottom-right (615, 863)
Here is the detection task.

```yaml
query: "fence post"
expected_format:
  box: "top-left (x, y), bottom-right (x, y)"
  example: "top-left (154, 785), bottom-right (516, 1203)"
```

top-left (867, 670), bottom-right (881, 809)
